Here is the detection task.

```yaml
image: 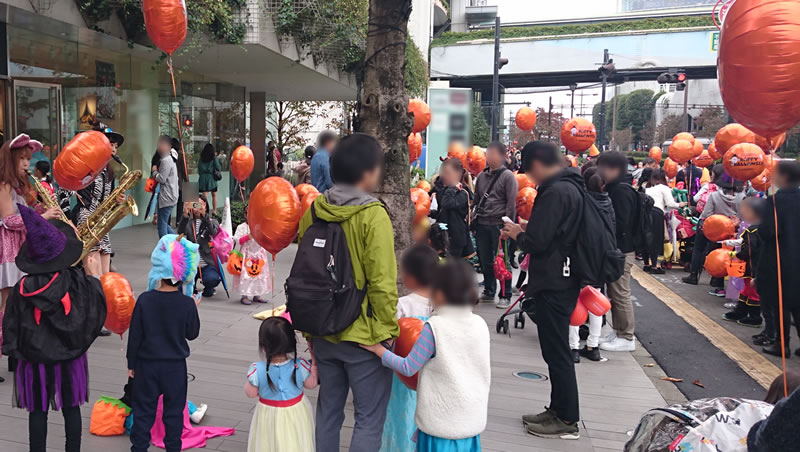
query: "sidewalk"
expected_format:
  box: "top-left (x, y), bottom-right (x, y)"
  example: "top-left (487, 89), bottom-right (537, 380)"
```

top-left (0, 224), bottom-right (669, 451)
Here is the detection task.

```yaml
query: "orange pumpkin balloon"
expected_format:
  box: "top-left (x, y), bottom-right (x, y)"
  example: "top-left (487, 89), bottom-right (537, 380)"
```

top-left (668, 139), bottom-right (696, 164)
top-left (570, 299), bottom-right (589, 327)
top-left (723, 143), bottom-right (765, 181)
top-left (715, 123), bottom-right (756, 156)
top-left (295, 183), bottom-right (318, 201)
top-left (704, 248), bottom-right (732, 278)
top-left (145, 177), bottom-right (157, 193)
top-left (649, 146), bottom-right (662, 163)
top-left (516, 187), bottom-right (537, 222)
top-left (515, 107), bottom-right (537, 131)
top-left (692, 140), bottom-right (704, 159)
top-left (408, 133), bottom-right (422, 164)
top-left (694, 150), bottom-right (714, 168)
top-left (143, 0), bottom-right (187, 55)
top-left (673, 132), bottom-right (696, 145)
top-left (416, 180), bottom-right (432, 193)
top-left (707, 141), bottom-right (723, 160)
top-left (664, 158), bottom-right (679, 179)
top-left (763, 152), bottom-right (778, 175)
top-left (751, 170), bottom-right (771, 192)
top-left (516, 172), bottom-right (535, 191)
top-left (579, 286), bottom-right (611, 316)
top-left (718, 0), bottom-right (800, 138)
top-left (100, 272), bottom-right (136, 336)
top-left (395, 317), bottom-right (425, 390)
top-left (447, 142), bottom-right (468, 168)
top-left (248, 177), bottom-right (302, 257)
top-left (703, 214), bottom-right (736, 242)
top-left (410, 188), bottom-right (431, 225)
top-left (409, 99), bottom-right (431, 134)
top-left (230, 145), bottom-right (254, 183)
top-left (466, 146), bottom-right (487, 176)
top-left (301, 192), bottom-right (320, 215)
top-left (53, 131), bottom-right (113, 190)
top-left (561, 118), bottom-right (597, 153)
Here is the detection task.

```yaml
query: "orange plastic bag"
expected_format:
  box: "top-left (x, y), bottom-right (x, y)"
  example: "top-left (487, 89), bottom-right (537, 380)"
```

top-left (90, 396), bottom-right (131, 436)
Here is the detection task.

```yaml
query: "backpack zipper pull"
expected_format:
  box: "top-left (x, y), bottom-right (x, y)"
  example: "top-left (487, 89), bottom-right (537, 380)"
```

top-left (327, 255), bottom-right (338, 284)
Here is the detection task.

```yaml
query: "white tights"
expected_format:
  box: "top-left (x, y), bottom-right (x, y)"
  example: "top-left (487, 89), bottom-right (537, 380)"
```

top-left (569, 312), bottom-right (603, 349)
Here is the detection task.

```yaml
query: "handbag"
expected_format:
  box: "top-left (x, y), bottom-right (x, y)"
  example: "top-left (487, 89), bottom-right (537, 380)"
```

top-left (212, 160), bottom-right (222, 181)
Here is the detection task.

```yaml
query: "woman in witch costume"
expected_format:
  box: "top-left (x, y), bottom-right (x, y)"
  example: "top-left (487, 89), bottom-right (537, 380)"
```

top-left (1, 205), bottom-right (107, 452)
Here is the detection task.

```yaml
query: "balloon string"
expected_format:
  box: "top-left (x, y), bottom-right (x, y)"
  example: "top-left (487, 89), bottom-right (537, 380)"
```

top-left (271, 254), bottom-right (276, 299)
top-left (239, 183), bottom-right (246, 204)
top-left (772, 184), bottom-right (788, 397)
top-left (167, 57), bottom-right (189, 182)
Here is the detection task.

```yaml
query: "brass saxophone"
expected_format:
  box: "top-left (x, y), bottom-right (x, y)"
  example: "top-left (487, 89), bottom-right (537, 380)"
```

top-left (25, 170), bottom-right (72, 225)
top-left (76, 156), bottom-right (142, 261)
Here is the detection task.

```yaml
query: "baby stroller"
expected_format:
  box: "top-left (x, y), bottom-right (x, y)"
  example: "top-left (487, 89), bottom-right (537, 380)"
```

top-left (495, 291), bottom-right (530, 335)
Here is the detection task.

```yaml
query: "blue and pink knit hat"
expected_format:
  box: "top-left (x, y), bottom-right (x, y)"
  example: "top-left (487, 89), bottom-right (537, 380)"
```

top-left (147, 234), bottom-right (200, 296)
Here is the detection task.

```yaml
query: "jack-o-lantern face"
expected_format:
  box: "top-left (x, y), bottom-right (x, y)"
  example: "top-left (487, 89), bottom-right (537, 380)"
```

top-left (227, 251), bottom-right (243, 276)
top-left (245, 257), bottom-right (264, 277)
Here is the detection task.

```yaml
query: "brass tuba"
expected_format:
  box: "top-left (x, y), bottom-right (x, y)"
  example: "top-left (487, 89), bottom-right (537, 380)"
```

top-left (76, 156), bottom-right (142, 262)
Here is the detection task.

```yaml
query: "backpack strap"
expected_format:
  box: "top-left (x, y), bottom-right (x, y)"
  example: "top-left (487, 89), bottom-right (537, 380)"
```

top-left (475, 168), bottom-right (507, 217)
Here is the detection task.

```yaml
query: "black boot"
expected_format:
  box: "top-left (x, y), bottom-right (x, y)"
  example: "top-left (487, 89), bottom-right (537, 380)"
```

top-left (571, 349), bottom-right (581, 364)
top-left (763, 343), bottom-right (791, 358)
top-left (682, 272), bottom-right (699, 285)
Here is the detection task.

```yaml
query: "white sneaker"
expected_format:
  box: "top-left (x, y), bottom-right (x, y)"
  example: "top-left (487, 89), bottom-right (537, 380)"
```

top-left (496, 298), bottom-right (511, 309)
top-left (189, 403), bottom-right (208, 424)
top-left (512, 287), bottom-right (521, 296)
top-left (599, 337), bottom-right (636, 352)
top-left (598, 331), bottom-right (617, 344)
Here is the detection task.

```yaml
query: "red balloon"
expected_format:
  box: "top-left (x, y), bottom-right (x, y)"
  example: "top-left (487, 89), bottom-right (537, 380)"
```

top-left (143, 0), bottom-right (187, 55)
top-left (649, 147), bottom-right (662, 163)
top-left (705, 248), bottom-right (732, 278)
top-left (230, 145), bottom-right (254, 183)
top-left (694, 150), bottom-right (714, 168)
top-left (409, 99), bottom-right (431, 134)
top-left (515, 107), bottom-right (537, 131)
top-left (301, 192), bottom-right (320, 215)
top-left (707, 141), bottom-right (723, 160)
top-left (668, 139), bottom-right (696, 164)
top-left (100, 272), bottom-right (136, 336)
top-left (395, 317), bottom-right (425, 390)
top-left (715, 123), bottom-right (756, 156)
top-left (447, 142), bottom-right (468, 168)
top-left (408, 133), bottom-right (422, 164)
top-left (410, 188), bottom-right (431, 225)
top-left (561, 118), bottom-right (596, 153)
top-left (53, 131), bottom-right (113, 191)
top-left (718, 0), bottom-right (800, 138)
top-left (295, 183), bottom-right (318, 201)
top-left (516, 172), bottom-right (535, 191)
top-left (570, 300), bottom-right (589, 327)
top-left (723, 143), bottom-right (766, 181)
top-left (466, 146), bottom-right (486, 176)
top-left (248, 177), bottom-right (302, 257)
top-left (516, 187), bottom-right (536, 222)
top-left (703, 214), bottom-right (736, 242)
top-left (145, 177), bottom-right (157, 193)
top-left (664, 158), bottom-right (679, 179)
top-left (416, 180), bottom-right (432, 193)
top-left (579, 286), bottom-right (611, 316)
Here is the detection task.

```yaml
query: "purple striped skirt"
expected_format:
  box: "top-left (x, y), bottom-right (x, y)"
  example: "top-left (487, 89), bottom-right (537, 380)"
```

top-left (14, 353), bottom-right (89, 412)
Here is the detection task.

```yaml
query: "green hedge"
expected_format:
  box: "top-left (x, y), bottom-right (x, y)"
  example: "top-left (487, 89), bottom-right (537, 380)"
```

top-left (432, 16), bottom-right (714, 47)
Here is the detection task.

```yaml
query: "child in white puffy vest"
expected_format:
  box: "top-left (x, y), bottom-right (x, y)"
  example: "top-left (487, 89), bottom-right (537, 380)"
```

top-left (361, 259), bottom-right (490, 452)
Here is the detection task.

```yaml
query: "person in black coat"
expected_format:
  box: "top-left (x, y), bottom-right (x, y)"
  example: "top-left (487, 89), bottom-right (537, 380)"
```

top-left (433, 157), bottom-right (473, 258)
top-left (502, 141), bottom-right (583, 439)
top-left (722, 196), bottom-right (764, 328)
top-left (177, 194), bottom-right (221, 297)
top-left (597, 151), bottom-right (639, 352)
top-left (757, 160), bottom-right (800, 357)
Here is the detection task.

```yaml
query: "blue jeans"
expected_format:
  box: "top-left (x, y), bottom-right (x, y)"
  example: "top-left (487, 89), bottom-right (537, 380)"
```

top-left (157, 204), bottom-right (176, 238)
top-left (200, 265), bottom-right (220, 297)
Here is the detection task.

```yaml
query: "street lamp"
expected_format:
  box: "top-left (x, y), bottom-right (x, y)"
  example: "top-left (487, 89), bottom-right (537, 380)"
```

top-left (569, 83), bottom-right (578, 118)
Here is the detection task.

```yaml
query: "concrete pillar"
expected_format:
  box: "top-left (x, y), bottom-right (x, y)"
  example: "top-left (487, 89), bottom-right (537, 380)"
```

top-left (249, 91), bottom-right (266, 185)
top-left (450, 0), bottom-right (468, 32)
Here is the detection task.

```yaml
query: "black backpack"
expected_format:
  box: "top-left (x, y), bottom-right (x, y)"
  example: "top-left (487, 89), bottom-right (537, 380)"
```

top-left (571, 187), bottom-right (626, 285)
top-left (627, 184), bottom-right (655, 250)
top-left (285, 204), bottom-right (367, 336)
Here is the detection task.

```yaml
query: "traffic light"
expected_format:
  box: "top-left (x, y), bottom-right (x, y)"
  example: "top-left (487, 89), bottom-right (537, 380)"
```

top-left (183, 116), bottom-right (192, 128)
top-left (498, 57), bottom-right (509, 70)
top-left (657, 72), bottom-right (687, 91)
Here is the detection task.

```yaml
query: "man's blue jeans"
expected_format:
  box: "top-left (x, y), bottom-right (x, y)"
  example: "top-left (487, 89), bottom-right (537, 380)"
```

top-left (157, 204), bottom-right (176, 238)
top-left (201, 265), bottom-right (221, 297)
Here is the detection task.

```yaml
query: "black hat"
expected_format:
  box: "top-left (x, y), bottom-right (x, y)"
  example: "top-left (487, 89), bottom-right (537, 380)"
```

top-left (102, 126), bottom-right (124, 146)
top-left (15, 204), bottom-right (82, 274)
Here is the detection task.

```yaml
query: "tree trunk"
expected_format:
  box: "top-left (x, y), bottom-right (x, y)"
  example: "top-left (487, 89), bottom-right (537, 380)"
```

top-left (358, 0), bottom-right (414, 263)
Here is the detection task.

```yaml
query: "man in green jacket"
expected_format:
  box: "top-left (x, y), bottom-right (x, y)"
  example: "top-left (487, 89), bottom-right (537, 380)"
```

top-left (299, 133), bottom-right (398, 452)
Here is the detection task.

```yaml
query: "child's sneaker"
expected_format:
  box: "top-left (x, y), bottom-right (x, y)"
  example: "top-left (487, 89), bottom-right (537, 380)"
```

top-left (709, 288), bottom-right (726, 297)
top-left (722, 310), bottom-right (746, 322)
top-left (738, 316), bottom-right (763, 328)
top-left (723, 302), bottom-right (738, 309)
top-left (189, 403), bottom-right (208, 424)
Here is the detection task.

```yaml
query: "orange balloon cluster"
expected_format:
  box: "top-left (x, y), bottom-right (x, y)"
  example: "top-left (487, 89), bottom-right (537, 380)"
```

top-left (694, 150), bottom-right (714, 168)
top-left (718, 0), bottom-right (800, 138)
top-left (248, 177), bottom-right (302, 257)
top-left (664, 158), bottom-right (679, 179)
top-left (723, 143), bottom-right (765, 180)
top-left (53, 131), bottom-right (113, 191)
top-left (230, 145), bottom-right (254, 183)
top-left (516, 173), bottom-right (535, 191)
top-left (409, 99), bottom-right (431, 134)
top-left (395, 317), bottom-right (425, 390)
top-left (703, 214), bottom-right (736, 242)
top-left (447, 142), bottom-right (468, 168)
top-left (408, 133), bottom-right (422, 164)
top-left (668, 139), bottom-right (697, 164)
top-left (705, 248), bottom-right (732, 278)
top-left (416, 180), bottom-right (432, 193)
top-left (100, 272), bottom-right (136, 336)
top-left (143, 0), bottom-right (187, 55)
top-left (515, 107), bottom-right (537, 131)
top-left (560, 118), bottom-right (596, 153)
top-left (410, 188), bottom-right (431, 225)
top-left (649, 146), bottom-right (662, 163)
top-left (466, 146), bottom-right (486, 176)
top-left (516, 187), bottom-right (537, 222)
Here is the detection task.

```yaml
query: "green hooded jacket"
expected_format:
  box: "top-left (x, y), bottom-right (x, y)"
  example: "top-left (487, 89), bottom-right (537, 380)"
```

top-left (298, 192), bottom-right (399, 345)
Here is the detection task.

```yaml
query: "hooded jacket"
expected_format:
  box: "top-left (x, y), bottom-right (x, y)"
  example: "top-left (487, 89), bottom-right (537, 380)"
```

top-left (606, 173), bottom-right (640, 253)
top-left (699, 189), bottom-right (743, 220)
top-left (515, 169), bottom-right (584, 295)
top-left (2, 268), bottom-right (107, 363)
top-left (177, 194), bottom-right (219, 266)
top-left (298, 185), bottom-right (399, 345)
top-left (757, 188), bottom-right (800, 307)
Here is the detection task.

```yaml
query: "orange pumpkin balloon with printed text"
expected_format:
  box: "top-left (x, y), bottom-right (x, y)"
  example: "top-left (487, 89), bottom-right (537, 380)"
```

top-left (408, 133), bottom-right (422, 164)
top-left (409, 99), bottom-right (431, 133)
top-left (561, 118), bottom-right (596, 153)
top-left (416, 180), bottom-right (432, 193)
top-left (447, 142), bottom-right (468, 168)
top-left (694, 150), bottom-right (714, 168)
top-left (395, 317), bottom-right (425, 390)
top-left (668, 139), bottom-right (695, 164)
top-left (230, 145), bottom-right (254, 183)
top-left (723, 143), bottom-right (765, 181)
top-left (516, 187), bottom-right (537, 222)
top-left (53, 131), bottom-right (113, 190)
top-left (143, 0), bottom-right (187, 55)
top-left (664, 158), bottom-right (679, 179)
top-left (705, 248), bottom-right (732, 278)
top-left (649, 146), bottom-right (662, 163)
top-left (718, 0), bottom-right (800, 138)
top-left (751, 170), bottom-right (771, 192)
top-left (703, 214), bottom-right (736, 242)
top-left (410, 188), bottom-right (431, 225)
top-left (516, 173), bottom-right (535, 191)
top-left (515, 107), bottom-right (537, 131)
top-left (466, 146), bottom-right (486, 176)
top-left (100, 272), bottom-right (136, 336)
top-left (249, 177), bottom-right (302, 257)
top-left (295, 183), bottom-right (318, 201)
